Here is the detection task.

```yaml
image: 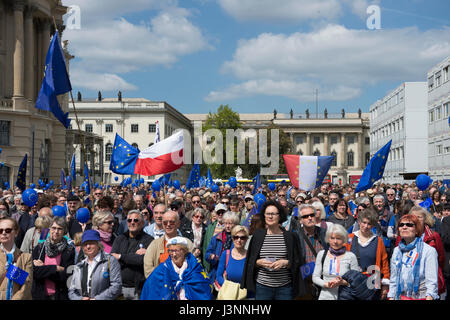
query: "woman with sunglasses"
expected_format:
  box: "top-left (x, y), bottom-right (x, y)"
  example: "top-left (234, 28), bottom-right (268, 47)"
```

top-left (0, 217), bottom-right (33, 300)
top-left (180, 207), bottom-right (207, 260)
top-left (215, 226), bottom-right (250, 299)
top-left (388, 214), bottom-right (439, 300)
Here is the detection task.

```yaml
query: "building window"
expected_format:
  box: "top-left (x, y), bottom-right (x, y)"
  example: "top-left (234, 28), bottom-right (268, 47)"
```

top-left (105, 124), bottom-right (113, 133)
top-left (437, 145), bottom-right (443, 155)
top-left (149, 124), bottom-right (156, 133)
top-left (105, 143), bottom-right (113, 162)
top-left (365, 152), bottom-right (370, 166)
top-left (444, 146), bottom-right (450, 154)
top-left (295, 135), bottom-right (303, 145)
top-left (347, 135), bottom-right (355, 144)
top-left (331, 151), bottom-right (337, 166)
top-left (313, 136), bottom-right (320, 144)
top-left (428, 76), bottom-right (434, 91)
top-left (444, 102), bottom-right (449, 117)
top-left (347, 151), bottom-right (354, 167)
top-left (85, 124), bottom-right (93, 133)
top-left (435, 71), bottom-right (441, 87)
top-left (0, 165), bottom-right (10, 188)
top-left (436, 106), bottom-right (441, 120)
top-left (429, 110), bottom-right (434, 123)
top-left (0, 120), bottom-right (11, 146)
top-left (444, 66), bottom-right (449, 82)
top-left (131, 124), bottom-right (139, 133)
top-left (330, 136), bottom-right (338, 144)
top-left (365, 137), bottom-right (370, 145)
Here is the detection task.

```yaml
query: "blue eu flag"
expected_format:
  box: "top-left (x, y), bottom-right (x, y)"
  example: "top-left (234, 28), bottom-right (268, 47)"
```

top-left (84, 163), bottom-right (91, 195)
top-left (35, 31), bottom-right (72, 128)
top-left (15, 154), bottom-right (27, 192)
top-left (355, 140), bottom-right (392, 193)
top-left (206, 168), bottom-right (213, 188)
top-left (163, 173), bottom-right (171, 186)
top-left (6, 265), bottom-right (29, 286)
top-left (315, 156), bottom-right (334, 188)
top-left (186, 162), bottom-right (200, 189)
top-left (109, 133), bottom-right (139, 174)
top-left (252, 172), bottom-right (261, 195)
top-left (70, 153), bottom-right (76, 183)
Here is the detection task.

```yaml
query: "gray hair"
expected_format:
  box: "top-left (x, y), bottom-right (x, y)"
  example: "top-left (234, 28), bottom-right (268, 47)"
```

top-left (325, 223), bottom-right (348, 244)
top-left (373, 194), bottom-right (385, 202)
top-left (51, 217), bottom-right (68, 234)
top-left (127, 209), bottom-right (144, 221)
top-left (223, 212), bottom-right (240, 225)
top-left (92, 211), bottom-right (114, 228)
top-left (311, 201), bottom-right (326, 220)
top-left (192, 207), bottom-right (206, 218)
top-left (356, 197), bottom-right (370, 206)
top-left (298, 203), bottom-right (316, 217)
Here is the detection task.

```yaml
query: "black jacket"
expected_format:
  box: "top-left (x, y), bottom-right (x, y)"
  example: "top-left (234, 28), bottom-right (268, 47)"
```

top-left (180, 220), bottom-right (207, 257)
top-left (31, 242), bottom-right (75, 300)
top-left (441, 216), bottom-right (450, 279)
top-left (110, 230), bottom-right (153, 291)
top-left (240, 228), bottom-right (303, 296)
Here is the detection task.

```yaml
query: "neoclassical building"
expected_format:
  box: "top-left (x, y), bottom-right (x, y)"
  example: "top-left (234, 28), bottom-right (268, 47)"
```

top-left (186, 110), bottom-right (371, 186)
top-left (0, 0), bottom-right (71, 187)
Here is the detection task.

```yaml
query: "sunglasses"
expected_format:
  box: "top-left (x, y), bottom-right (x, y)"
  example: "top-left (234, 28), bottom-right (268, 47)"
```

top-left (278, 194), bottom-right (286, 197)
top-left (192, 201), bottom-right (201, 204)
top-left (221, 202), bottom-right (229, 205)
top-left (301, 213), bottom-right (315, 219)
top-left (232, 236), bottom-right (248, 241)
top-left (127, 218), bottom-right (140, 223)
top-left (399, 222), bottom-right (415, 228)
top-left (94, 193), bottom-right (102, 195)
top-left (0, 228), bottom-right (13, 234)
top-left (104, 220), bottom-right (115, 225)
top-left (163, 220), bottom-right (176, 226)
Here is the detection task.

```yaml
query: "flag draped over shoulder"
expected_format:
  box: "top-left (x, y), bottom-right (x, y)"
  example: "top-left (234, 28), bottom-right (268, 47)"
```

top-left (35, 31), bottom-right (72, 128)
top-left (283, 155), bottom-right (333, 191)
top-left (355, 140), bottom-right (392, 193)
top-left (186, 162), bottom-right (200, 189)
top-left (15, 154), bottom-right (27, 192)
top-left (140, 253), bottom-right (212, 300)
top-left (242, 206), bottom-right (257, 229)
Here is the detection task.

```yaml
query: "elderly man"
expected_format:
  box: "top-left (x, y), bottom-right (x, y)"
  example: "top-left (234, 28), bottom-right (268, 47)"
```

top-left (143, 210), bottom-right (194, 278)
top-left (373, 194), bottom-right (394, 256)
top-left (385, 188), bottom-right (397, 212)
top-left (325, 192), bottom-right (339, 219)
top-left (133, 194), bottom-right (145, 211)
top-left (143, 203), bottom-right (167, 239)
top-left (185, 194), bottom-right (202, 220)
top-left (289, 204), bottom-right (327, 299)
top-left (111, 209), bottom-right (154, 300)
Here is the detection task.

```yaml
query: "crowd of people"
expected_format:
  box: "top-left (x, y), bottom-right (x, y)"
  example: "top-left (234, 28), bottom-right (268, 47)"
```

top-left (0, 178), bottom-right (449, 301)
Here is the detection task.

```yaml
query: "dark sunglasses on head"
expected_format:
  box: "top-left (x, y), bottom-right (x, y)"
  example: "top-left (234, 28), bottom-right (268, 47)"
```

top-left (127, 218), bottom-right (140, 223)
top-left (0, 228), bottom-right (13, 234)
top-left (399, 222), bottom-right (415, 228)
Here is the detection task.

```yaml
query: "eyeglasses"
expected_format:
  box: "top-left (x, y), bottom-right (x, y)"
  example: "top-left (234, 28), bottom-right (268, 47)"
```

top-left (193, 215), bottom-right (204, 219)
top-left (232, 236), bottom-right (248, 241)
top-left (192, 201), bottom-right (200, 204)
top-left (104, 220), bottom-right (115, 225)
top-left (94, 193), bottom-right (102, 195)
top-left (168, 249), bottom-right (183, 254)
top-left (163, 220), bottom-right (176, 226)
top-left (296, 200), bottom-right (303, 204)
top-left (265, 212), bottom-right (279, 217)
top-left (0, 228), bottom-right (13, 234)
top-left (387, 194), bottom-right (395, 196)
top-left (301, 213), bottom-right (315, 219)
top-left (127, 218), bottom-right (140, 223)
top-left (244, 199), bottom-right (253, 202)
top-left (221, 201), bottom-right (229, 205)
top-left (399, 222), bottom-right (415, 228)
top-left (278, 194), bottom-right (286, 197)
top-left (50, 226), bottom-right (64, 232)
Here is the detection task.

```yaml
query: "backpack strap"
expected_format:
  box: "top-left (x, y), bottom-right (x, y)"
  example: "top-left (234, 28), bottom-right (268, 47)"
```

top-left (224, 250), bottom-right (231, 279)
top-left (320, 249), bottom-right (328, 280)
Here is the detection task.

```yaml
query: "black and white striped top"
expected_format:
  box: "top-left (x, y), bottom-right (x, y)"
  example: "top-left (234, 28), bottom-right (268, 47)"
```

top-left (256, 233), bottom-right (291, 287)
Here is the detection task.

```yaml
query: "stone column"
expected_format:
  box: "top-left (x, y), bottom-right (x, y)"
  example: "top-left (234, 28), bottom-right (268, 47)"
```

top-left (306, 133), bottom-right (311, 155)
top-left (40, 18), bottom-right (50, 86)
top-left (24, 6), bottom-right (35, 102)
top-left (323, 133), bottom-right (329, 156)
top-left (13, 1), bottom-right (25, 101)
top-left (340, 133), bottom-right (346, 167)
top-left (357, 132), bottom-right (363, 169)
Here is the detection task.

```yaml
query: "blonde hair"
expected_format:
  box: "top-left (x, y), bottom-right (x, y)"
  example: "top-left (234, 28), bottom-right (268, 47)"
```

top-left (35, 215), bottom-right (53, 230)
top-left (73, 232), bottom-right (83, 246)
top-left (231, 225), bottom-right (249, 237)
top-left (92, 211), bottom-right (114, 228)
top-left (410, 206), bottom-right (435, 228)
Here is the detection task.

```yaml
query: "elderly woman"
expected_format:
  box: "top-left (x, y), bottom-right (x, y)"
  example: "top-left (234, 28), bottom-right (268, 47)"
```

top-left (20, 214), bottom-right (53, 254)
top-left (0, 217), bottom-right (33, 300)
top-left (140, 237), bottom-right (212, 300)
top-left (388, 214), bottom-right (439, 300)
top-left (312, 224), bottom-right (359, 300)
top-left (396, 206), bottom-right (446, 296)
top-left (215, 226), bottom-right (249, 297)
top-left (206, 211), bottom-right (240, 284)
top-left (241, 200), bottom-right (302, 300)
top-left (68, 230), bottom-right (122, 300)
top-left (31, 217), bottom-right (75, 300)
top-left (311, 201), bottom-right (333, 229)
top-left (180, 207), bottom-right (207, 260)
top-left (346, 208), bottom-right (390, 299)
top-left (0, 199), bottom-right (10, 218)
top-left (92, 211), bottom-right (116, 254)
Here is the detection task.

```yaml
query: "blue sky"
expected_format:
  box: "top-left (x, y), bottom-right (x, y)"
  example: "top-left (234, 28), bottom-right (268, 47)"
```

top-left (62, 0), bottom-right (450, 116)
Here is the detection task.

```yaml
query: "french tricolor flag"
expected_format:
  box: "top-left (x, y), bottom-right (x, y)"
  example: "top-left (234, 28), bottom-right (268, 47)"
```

top-left (282, 154), bottom-right (334, 191)
top-left (110, 131), bottom-right (184, 176)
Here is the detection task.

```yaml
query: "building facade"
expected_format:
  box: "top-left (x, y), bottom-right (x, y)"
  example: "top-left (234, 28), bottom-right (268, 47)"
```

top-left (369, 82), bottom-right (428, 183)
top-left (68, 94), bottom-right (193, 184)
top-left (186, 110), bottom-right (371, 186)
top-left (0, 0), bottom-right (70, 188)
top-left (427, 56), bottom-right (450, 181)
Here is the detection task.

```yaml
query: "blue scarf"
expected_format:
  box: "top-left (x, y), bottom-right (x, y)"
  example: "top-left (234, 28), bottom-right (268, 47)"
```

top-left (395, 237), bottom-right (423, 299)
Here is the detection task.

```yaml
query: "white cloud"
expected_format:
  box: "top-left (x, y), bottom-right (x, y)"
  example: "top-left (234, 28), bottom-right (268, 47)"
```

top-left (206, 24), bottom-right (450, 102)
top-left (62, 1), bottom-right (210, 91)
top-left (70, 68), bottom-right (138, 92)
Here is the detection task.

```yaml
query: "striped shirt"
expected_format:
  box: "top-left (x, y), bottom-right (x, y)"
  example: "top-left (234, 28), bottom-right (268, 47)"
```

top-left (256, 234), bottom-right (291, 287)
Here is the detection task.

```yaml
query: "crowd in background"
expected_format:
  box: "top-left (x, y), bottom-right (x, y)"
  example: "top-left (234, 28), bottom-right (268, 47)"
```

top-left (0, 178), bottom-right (449, 300)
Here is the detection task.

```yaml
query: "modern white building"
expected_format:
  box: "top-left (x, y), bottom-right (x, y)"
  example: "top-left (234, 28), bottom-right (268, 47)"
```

top-left (68, 94), bottom-right (193, 184)
top-left (427, 56), bottom-right (450, 181)
top-left (369, 82), bottom-right (428, 183)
